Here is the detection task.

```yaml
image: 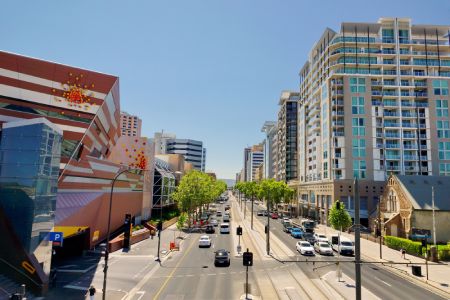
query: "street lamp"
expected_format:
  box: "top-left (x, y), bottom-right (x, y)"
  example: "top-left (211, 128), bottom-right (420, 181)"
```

top-left (103, 167), bottom-right (135, 300)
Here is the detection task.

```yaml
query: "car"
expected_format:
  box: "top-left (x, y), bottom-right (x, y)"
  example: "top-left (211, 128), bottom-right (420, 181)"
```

top-left (347, 225), bottom-right (371, 234)
top-left (296, 241), bottom-right (315, 256)
top-left (220, 223), bottom-right (230, 234)
top-left (314, 233), bottom-right (328, 243)
top-left (271, 212), bottom-right (279, 219)
top-left (216, 211), bottom-right (222, 217)
top-left (314, 242), bottom-right (333, 256)
top-left (214, 249), bottom-right (230, 267)
top-left (200, 214), bottom-right (209, 221)
top-left (303, 232), bottom-right (316, 244)
top-left (223, 214), bottom-right (230, 222)
top-left (282, 217), bottom-right (290, 222)
top-left (199, 235), bottom-right (212, 248)
top-left (225, 204), bottom-right (231, 210)
top-left (284, 226), bottom-right (294, 233)
top-left (262, 210), bottom-right (269, 216)
top-left (205, 225), bottom-right (215, 234)
top-left (291, 227), bottom-right (303, 238)
top-left (210, 219), bottom-right (218, 227)
top-left (257, 210), bottom-right (264, 216)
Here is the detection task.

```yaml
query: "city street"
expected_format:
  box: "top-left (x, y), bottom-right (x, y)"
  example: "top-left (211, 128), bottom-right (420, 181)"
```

top-left (241, 198), bottom-right (448, 300)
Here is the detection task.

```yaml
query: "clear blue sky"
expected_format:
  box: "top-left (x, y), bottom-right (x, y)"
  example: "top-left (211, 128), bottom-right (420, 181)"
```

top-left (2, 1), bottom-right (449, 179)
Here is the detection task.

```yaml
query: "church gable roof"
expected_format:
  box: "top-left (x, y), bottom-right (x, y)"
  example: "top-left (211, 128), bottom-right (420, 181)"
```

top-left (394, 175), bottom-right (450, 210)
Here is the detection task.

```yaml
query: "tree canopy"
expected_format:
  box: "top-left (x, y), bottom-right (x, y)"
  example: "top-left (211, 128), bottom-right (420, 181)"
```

top-left (328, 200), bottom-right (352, 231)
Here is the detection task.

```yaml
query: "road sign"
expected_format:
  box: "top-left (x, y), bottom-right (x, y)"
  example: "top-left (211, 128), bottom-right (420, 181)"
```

top-left (49, 232), bottom-right (64, 246)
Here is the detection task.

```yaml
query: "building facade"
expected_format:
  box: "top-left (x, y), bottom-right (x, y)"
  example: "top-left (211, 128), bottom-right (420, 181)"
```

top-left (261, 121), bottom-right (277, 179)
top-left (120, 111), bottom-right (142, 137)
top-left (296, 18), bottom-right (450, 226)
top-left (166, 138), bottom-right (206, 171)
top-left (244, 144), bottom-right (264, 182)
top-left (276, 92), bottom-right (299, 182)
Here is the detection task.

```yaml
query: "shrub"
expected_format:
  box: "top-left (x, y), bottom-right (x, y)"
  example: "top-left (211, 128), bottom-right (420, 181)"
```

top-left (384, 236), bottom-right (422, 255)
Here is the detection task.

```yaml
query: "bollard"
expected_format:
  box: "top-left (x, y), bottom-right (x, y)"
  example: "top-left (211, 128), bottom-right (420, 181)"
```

top-left (430, 246), bottom-right (438, 262)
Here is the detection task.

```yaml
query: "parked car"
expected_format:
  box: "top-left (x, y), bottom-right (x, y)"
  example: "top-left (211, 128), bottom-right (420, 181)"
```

top-left (314, 242), bottom-right (333, 256)
top-left (302, 232), bottom-right (316, 244)
top-left (284, 226), bottom-right (294, 233)
top-left (271, 212), bottom-right (279, 219)
top-left (257, 210), bottom-right (264, 216)
top-left (347, 225), bottom-right (371, 234)
top-left (214, 249), bottom-right (231, 267)
top-left (198, 235), bottom-right (212, 248)
top-left (205, 225), bottom-right (215, 234)
top-left (210, 219), bottom-right (218, 227)
top-left (314, 233), bottom-right (328, 243)
top-left (296, 241), bottom-right (315, 256)
top-left (262, 211), bottom-right (269, 216)
top-left (291, 227), bottom-right (303, 238)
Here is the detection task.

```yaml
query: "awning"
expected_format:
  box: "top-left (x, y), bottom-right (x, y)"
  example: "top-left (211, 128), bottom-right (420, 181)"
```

top-left (155, 165), bottom-right (175, 180)
top-left (54, 226), bottom-right (89, 239)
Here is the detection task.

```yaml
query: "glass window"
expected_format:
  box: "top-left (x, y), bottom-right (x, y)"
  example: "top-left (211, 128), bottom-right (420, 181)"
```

top-left (352, 117), bottom-right (365, 136)
top-left (439, 163), bottom-right (450, 176)
top-left (353, 160), bottom-right (366, 179)
top-left (433, 80), bottom-right (449, 96)
top-left (352, 97), bottom-right (365, 114)
top-left (350, 77), bottom-right (366, 93)
top-left (438, 142), bottom-right (450, 160)
top-left (437, 120), bottom-right (450, 138)
top-left (352, 138), bottom-right (366, 157)
top-left (436, 100), bottom-right (449, 117)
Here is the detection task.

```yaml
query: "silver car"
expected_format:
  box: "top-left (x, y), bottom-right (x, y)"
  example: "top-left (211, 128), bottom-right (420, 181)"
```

top-left (314, 242), bottom-right (333, 256)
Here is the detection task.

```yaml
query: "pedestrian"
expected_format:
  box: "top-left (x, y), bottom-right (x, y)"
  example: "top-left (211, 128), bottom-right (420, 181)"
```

top-left (87, 285), bottom-right (96, 300)
top-left (400, 248), bottom-right (406, 259)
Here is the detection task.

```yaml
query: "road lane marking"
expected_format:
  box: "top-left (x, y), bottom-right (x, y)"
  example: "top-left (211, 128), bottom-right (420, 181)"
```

top-left (375, 277), bottom-right (392, 287)
top-left (152, 235), bottom-right (197, 300)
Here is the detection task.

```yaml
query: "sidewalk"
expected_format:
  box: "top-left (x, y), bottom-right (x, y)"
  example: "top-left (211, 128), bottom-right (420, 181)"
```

top-left (292, 218), bottom-right (450, 297)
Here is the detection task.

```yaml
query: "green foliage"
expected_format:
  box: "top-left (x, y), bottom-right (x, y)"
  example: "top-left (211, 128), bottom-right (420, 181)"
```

top-left (177, 212), bottom-right (187, 230)
top-left (384, 236), bottom-right (423, 255)
top-left (171, 170), bottom-right (227, 227)
top-left (328, 201), bottom-right (352, 231)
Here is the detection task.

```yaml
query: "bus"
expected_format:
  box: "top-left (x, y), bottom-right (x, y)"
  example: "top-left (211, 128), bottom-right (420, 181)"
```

top-left (301, 220), bottom-right (315, 233)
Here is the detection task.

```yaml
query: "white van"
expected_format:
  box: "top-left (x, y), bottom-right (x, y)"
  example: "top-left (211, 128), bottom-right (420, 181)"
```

top-left (220, 223), bottom-right (230, 234)
top-left (329, 234), bottom-right (354, 256)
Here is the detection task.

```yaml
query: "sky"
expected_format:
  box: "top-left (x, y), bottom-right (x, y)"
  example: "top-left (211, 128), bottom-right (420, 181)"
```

top-left (2, 0), bottom-right (449, 179)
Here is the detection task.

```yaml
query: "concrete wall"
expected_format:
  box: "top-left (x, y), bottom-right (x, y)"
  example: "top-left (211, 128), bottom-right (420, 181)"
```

top-left (412, 210), bottom-right (450, 243)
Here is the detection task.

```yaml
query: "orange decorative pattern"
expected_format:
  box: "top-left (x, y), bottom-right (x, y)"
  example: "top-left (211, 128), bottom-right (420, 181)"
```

top-left (52, 72), bottom-right (95, 110)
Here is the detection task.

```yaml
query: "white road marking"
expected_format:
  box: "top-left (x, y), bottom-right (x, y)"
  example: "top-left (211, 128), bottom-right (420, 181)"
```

top-left (135, 291), bottom-right (145, 300)
top-left (375, 277), bottom-right (392, 287)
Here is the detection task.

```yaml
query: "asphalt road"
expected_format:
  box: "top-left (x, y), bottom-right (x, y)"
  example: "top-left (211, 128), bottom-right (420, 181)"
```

top-left (246, 200), bottom-right (447, 300)
top-left (139, 205), bottom-right (262, 300)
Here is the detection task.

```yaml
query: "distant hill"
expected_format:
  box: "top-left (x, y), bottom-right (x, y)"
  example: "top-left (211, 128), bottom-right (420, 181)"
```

top-left (218, 179), bottom-right (235, 188)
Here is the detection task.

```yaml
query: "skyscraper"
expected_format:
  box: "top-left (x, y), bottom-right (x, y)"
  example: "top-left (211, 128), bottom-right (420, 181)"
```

top-left (296, 17), bottom-right (450, 226)
top-left (120, 111), bottom-right (142, 137)
top-left (166, 138), bottom-right (206, 172)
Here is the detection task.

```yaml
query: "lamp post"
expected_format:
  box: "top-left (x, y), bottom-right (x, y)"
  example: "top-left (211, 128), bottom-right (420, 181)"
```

top-left (103, 167), bottom-right (133, 300)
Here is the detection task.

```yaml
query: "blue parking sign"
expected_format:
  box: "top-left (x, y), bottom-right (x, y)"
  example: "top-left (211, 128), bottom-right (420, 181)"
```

top-left (49, 232), bottom-right (64, 246)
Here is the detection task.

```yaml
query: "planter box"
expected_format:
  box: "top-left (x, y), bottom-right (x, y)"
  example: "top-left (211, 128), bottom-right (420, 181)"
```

top-left (109, 228), bottom-right (150, 252)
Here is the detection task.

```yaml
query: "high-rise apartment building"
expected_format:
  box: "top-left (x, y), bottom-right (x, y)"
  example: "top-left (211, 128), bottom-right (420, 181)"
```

top-left (261, 121), bottom-right (277, 179)
top-left (120, 111), bottom-right (142, 137)
top-left (166, 138), bottom-right (206, 172)
top-left (296, 18), bottom-right (450, 226)
top-left (276, 92), bottom-right (299, 182)
top-left (244, 144), bottom-right (264, 182)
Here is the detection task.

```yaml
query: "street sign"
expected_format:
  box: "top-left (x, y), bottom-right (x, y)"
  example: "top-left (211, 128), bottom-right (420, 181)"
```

top-left (410, 228), bottom-right (431, 240)
top-left (49, 232), bottom-right (64, 246)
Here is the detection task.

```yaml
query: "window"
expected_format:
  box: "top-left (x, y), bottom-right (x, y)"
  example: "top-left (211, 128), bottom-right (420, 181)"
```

top-left (437, 120), bottom-right (450, 138)
top-left (350, 78), bottom-right (366, 93)
top-left (352, 97), bottom-right (365, 114)
top-left (436, 100), bottom-right (449, 117)
top-left (438, 142), bottom-right (450, 160)
top-left (323, 162), bottom-right (328, 178)
top-left (439, 163), bottom-right (450, 176)
top-left (433, 80), bottom-right (449, 96)
top-left (352, 117), bottom-right (365, 136)
top-left (353, 160), bottom-right (366, 179)
top-left (352, 138), bottom-right (366, 157)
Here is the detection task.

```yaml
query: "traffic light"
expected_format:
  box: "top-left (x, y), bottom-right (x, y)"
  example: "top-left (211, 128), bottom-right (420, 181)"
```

top-left (336, 201), bottom-right (341, 209)
top-left (236, 226), bottom-right (242, 236)
top-left (243, 250), bottom-right (253, 266)
top-left (123, 214), bottom-right (132, 249)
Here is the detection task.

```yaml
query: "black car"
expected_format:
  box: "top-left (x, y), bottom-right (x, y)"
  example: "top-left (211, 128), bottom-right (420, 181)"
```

top-left (214, 249), bottom-right (231, 267)
top-left (205, 225), bottom-right (215, 234)
top-left (302, 233), bottom-right (315, 244)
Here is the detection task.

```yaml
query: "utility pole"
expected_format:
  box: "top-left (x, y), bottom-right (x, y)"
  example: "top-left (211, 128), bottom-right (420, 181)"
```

top-left (432, 186), bottom-right (436, 246)
top-left (266, 197), bottom-right (271, 255)
top-left (251, 194), bottom-right (254, 230)
top-left (378, 196), bottom-right (383, 259)
top-left (354, 178), bottom-right (361, 300)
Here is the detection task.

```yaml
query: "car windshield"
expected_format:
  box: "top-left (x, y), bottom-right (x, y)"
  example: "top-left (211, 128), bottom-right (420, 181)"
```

top-left (341, 241), bottom-right (353, 246)
top-left (318, 235), bottom-right (326, 238)
top-left (320, 243), bottom-right (330, 248)
top-left (301, 242), bottom-right (310, 247)
top-left (217, 251), bottom-right (228, 256)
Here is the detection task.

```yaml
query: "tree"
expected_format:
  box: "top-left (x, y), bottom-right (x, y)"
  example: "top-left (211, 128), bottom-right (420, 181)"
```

top-left (328, 200), bottom-right (352, 231)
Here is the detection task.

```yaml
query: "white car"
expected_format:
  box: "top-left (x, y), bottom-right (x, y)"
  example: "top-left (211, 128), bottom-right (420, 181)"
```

top-left (198, 235), bottom-right (212, 248)
top-left (314, 242), bottom-right (333, 256)
top-left (296, 241), bottom-right (315, 256)
top-left (210, 219), bottom-right (218, 226)
top-left (314, 233), bottom-right (328, 243)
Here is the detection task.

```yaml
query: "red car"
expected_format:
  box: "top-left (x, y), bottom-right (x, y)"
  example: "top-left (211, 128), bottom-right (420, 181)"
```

top-left (271, 212), bottom-right (279, 219)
